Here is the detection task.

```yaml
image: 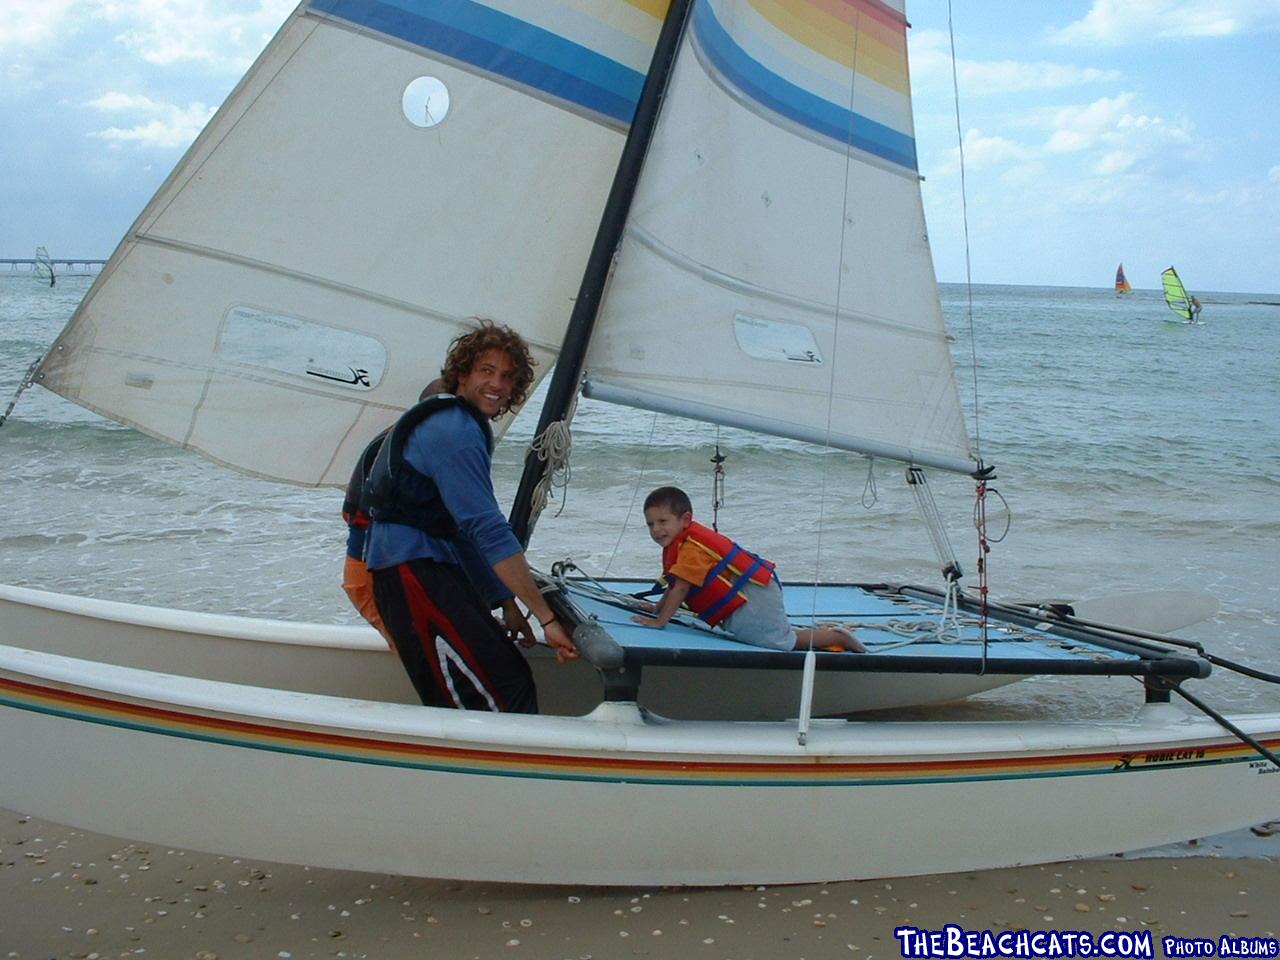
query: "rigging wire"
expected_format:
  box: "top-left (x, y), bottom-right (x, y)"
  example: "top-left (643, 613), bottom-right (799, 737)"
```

top-left (1166, 682), bottom-right (1280, 772)
top-left (947, 0), bottom-right (981, 463)
top-left (602, 411), bottom-right (661, 578)
top-left (710, 425), bottom-right (726, 532)
top-left (0, 357), bottom-right (42, 430)
top-left (797, 9), bottom-right (866, 744)
top-left (947, 0), bottom-right (995, 650)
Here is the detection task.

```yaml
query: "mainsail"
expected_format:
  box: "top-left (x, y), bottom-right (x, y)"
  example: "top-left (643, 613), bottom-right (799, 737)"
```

top-left (582, 0), bottom-right (976, 474)
top-left (35, 1), bottom-right (663, 486)
top-left (36, 0), bottom-right (975, 492)
top-left (1114, 263), bottom-right (1131, 295)
top-left (1161, 266), bottom-right (1195, 321)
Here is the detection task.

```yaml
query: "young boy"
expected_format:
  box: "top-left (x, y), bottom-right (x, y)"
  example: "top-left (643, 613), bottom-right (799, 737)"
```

top-left (633, 486), bottom-right (865, 653)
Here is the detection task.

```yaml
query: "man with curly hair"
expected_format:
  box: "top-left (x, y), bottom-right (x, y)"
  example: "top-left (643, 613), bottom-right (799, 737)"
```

top-left (341, 378), bottom-right (447, 644)
top-left (363, 320), bottom-right (577, 712)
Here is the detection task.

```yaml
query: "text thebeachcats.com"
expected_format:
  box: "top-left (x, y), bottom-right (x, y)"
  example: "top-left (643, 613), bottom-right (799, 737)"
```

top-left (895, 925), bottom-right (1280, 960)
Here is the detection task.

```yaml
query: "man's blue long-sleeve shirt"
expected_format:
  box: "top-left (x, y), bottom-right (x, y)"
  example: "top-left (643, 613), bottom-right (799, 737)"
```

top-left (363, 403), bottom-right (521, 605)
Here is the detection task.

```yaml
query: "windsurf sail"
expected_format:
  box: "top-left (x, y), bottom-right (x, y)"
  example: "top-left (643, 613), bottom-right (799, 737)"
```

top-left (33, 247), bottom-right (55, 287)
top-left (1114, 263), bottom-right (1131, 295)
top-left (1161, 267), bottom-right (1198, 321)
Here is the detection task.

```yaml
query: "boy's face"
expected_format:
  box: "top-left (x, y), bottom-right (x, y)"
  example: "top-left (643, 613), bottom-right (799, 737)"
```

top-left (644, 505), bottom-right (692, 548)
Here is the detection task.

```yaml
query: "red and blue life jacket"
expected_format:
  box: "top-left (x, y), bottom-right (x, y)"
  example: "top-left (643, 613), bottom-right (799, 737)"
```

top-left (662, 521), bottom-right (776, 626)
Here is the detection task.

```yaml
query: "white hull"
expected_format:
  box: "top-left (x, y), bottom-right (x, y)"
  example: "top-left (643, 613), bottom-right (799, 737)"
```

top-left (2, 643), bottom-right (1277, 886)
top-left (0, 584), bottom-right (1015, 718)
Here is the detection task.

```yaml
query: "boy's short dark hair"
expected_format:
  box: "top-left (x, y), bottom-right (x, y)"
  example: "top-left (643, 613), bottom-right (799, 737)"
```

top-left (644, 486), bottom-right (692, 517)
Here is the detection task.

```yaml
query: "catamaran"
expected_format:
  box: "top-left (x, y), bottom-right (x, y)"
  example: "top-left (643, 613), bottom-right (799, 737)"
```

top-left (1114, 262), bottom-right (1131, 295)
top-left (2, 0), bottom-right (1277, 885)
top-left (1162, 266), bottom-right (1203, 324)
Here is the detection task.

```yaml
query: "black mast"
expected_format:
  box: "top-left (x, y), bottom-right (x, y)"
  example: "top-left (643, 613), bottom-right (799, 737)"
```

top-left (509, 0), bottom-right (695, 547)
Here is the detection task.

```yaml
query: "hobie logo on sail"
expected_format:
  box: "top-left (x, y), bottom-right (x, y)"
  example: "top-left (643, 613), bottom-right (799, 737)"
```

top-left (733, 314), bottom-right (823, 365)
top-left (305, 365), bottom-right (372, 387)
top-left (218, 306), bottom-right (385, 392)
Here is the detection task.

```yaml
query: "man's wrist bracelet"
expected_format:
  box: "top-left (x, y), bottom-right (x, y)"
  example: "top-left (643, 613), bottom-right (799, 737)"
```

top-left (538, 615), bottom-right (555, 627)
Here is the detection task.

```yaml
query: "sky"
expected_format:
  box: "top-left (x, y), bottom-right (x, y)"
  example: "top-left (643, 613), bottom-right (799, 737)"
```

top-left (1, 1), bottom-right (1278, 294)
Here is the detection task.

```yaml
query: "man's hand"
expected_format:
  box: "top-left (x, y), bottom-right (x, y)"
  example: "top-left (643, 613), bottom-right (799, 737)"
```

top-left (501, 600), bottom-right (536, 647)
top-left (540, 617), bottom-right (579, 663)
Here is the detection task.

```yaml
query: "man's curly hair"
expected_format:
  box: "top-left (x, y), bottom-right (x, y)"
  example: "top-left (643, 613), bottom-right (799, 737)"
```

top-left (440, 319), bottom-right (536, 416)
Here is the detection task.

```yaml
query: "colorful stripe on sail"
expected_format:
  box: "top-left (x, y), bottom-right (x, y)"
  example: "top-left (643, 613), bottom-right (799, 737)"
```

top-left (305, 0), bottom-right (662, 126)
top-left (692, 0), bottom-right (918, 170)
top-left (303, 0), bottom-right (918, 164)
top-left (3, 674), bottom-right (1272, 788)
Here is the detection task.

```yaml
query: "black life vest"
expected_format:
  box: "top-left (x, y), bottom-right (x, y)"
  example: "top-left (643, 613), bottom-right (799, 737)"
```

top-left (341, 429), bottom-right (387, 529)
top-left (359, 394), bottom-right (493, 539)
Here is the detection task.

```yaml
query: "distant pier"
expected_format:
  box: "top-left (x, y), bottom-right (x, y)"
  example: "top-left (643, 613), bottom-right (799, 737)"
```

top-left (3, 258), bottom-right (107, 273)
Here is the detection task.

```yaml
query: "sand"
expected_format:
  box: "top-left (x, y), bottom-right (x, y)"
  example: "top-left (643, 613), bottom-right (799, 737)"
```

top-left (2, 808), bottom-right (1276, 960)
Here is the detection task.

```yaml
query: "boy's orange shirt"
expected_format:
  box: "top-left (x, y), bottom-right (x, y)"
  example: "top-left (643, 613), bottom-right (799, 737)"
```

top-left (665, 537), bottom-right (722, 589)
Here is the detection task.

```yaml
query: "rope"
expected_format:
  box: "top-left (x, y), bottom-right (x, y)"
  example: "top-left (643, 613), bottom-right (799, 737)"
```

top-left (860, 457), bottom-right (878, 509)
top-left (0, 357), bottom-right (42, 429)
top-left (552, 559), bottom-right (720, 635)
top-left (974, 476), bottom-right (992, 658)
top-left (710, 426), bottom-right (726, 532)
top-left (554, 563), bottom-right (1010, 651)
top-left (934, 577), bottom-right (965, 642)
top-left (976, 484), bottom-right (1011, 544)
top-left (906, 466), bottom-right (961, 579)
top-left (527, 394), bottom-right (578, 521)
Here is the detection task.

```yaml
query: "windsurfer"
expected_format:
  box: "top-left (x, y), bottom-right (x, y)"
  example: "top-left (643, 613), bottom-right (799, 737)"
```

top-left (1190, 296), bottom-right (1202, 321)
top-left (634, 486), bottom-right (866, 653)
top-left (363, 322), bottom-right (577, 712)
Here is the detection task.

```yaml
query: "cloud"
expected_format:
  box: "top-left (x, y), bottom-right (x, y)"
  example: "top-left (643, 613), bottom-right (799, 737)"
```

top-left (88, 91), bottom-right (167, 112)
top-left (0, 1), bottom-right (292, 68)
top-left (1043, 94), bottom-right (1192, 156)
top-left (959, 60), bottom-right (1122, 96)
top-left (925, 92), bottom-right (1194, 197)
top-left (1051, 0), bottom-right (1280, 45)
top-left (1094, 150), bottom-right (1139, 176)
top-left (957, 129), bottom-right (1035, 169)
top-left (95, 0), bottom-right (295, 69)
top-left (86, 92), bottom-right (215, 148)
top-left (0, 0), bottom-right (79, 50)
top-left (908, 29), bottom-right (1122, 96)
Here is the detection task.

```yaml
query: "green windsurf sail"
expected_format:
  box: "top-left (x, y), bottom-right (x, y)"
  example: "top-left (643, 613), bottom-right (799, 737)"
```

top-left (1161, 266), bottom-right (1199, 322)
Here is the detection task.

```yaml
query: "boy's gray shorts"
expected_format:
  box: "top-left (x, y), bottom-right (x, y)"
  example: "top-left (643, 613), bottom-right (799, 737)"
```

top-left (721, 578), bottom-right (796, 651)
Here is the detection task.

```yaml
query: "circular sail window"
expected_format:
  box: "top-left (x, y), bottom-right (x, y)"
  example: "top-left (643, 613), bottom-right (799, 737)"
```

top-left (402, 76), bottom-right (450, 128)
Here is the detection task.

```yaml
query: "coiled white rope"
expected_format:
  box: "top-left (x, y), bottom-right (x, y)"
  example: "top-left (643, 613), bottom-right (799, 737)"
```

top-left (935, 577), bottom-right (965, 642)
top-left (528, 394), bottom-right (578, 520)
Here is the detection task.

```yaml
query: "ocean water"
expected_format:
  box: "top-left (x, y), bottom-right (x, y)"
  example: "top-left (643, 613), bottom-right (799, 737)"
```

top-left (1, 272), bottom-right (1278, 727)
